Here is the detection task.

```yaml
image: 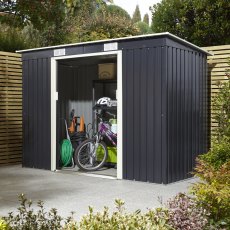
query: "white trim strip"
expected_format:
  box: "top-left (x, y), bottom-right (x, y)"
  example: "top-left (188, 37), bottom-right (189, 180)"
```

top-left (50, 51), bottom-right (123, 179)
top-left (117, 51), bottom-right (123, 180)
top-left (16, 32), bottom-right (211, 55)
top-left (74, 173), bottom-right (117, 180)
top-left (51, 58), bottom-right (57, 171)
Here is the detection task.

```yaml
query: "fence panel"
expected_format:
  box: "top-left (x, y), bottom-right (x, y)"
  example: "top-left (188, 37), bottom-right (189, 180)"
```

top-left (203, 45), bottom-right (230, 136)
top-left (0, 51), bottom-right (22, 166)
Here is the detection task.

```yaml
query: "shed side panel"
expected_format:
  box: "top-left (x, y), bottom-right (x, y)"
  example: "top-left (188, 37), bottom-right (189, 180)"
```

top-left (22, 58), bottom-right (51, 169)
top-left (123, 47), bottom-right (163, 183)
top-left (166, 47), bottom-right (208, 183)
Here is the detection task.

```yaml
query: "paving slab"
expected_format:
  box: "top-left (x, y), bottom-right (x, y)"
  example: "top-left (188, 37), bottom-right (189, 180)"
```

top-left (0, 165), bottom-right (198, 219)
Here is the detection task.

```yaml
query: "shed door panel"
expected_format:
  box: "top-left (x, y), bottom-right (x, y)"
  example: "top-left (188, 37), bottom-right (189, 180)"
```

top-left (123, 47), bottom-right (163, 183)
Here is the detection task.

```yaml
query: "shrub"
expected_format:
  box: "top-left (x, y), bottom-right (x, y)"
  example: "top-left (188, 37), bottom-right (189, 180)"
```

top-left (3, 196), bottom-right (173, 230)
top-left (64, 199), bottom-right (171, 229)
top-left (3, 194), bottom-right (212, 230)
top-left (191, 159), bottom-right (230, 228)
top-left (0, 23), bottom-right (41, 52)
top-left (0, 219), bottom-right (8, 230)
top-left (166, 193), bottom-right (208, 230)
top-left (3, 194), bottom-right (63, 230)
top-left (200, 136), bottom-right (230, 169)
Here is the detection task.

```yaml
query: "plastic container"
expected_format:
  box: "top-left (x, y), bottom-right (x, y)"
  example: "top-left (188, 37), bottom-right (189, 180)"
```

top-left (109, 119), bottom-right (117, 134)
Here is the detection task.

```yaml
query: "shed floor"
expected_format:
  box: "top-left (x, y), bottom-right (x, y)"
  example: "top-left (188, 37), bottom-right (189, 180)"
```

top-left (62, 166), bottom-right (117, 177)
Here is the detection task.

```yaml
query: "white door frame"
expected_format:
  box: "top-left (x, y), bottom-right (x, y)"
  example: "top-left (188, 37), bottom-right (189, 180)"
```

top-left (50, 51), bottom-right (123, 179)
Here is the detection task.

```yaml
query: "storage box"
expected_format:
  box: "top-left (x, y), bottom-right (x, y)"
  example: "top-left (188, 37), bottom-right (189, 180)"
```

top-left (98, 63), bottom-right (117, 80)
top-left (97, 146), bottom-right (117, 163)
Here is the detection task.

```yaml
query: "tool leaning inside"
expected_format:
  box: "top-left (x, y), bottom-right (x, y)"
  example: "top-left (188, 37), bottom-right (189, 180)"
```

top-left (60, 109), bottom-right (87, 168)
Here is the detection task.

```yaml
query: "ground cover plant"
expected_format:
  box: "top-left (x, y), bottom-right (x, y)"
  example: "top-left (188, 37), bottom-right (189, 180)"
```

top-left (1, 193), bottom-right (211, 230)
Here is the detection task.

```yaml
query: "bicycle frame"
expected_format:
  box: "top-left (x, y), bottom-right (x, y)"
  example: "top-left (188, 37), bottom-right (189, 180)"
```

top-left (98, 122), bottom-right (117, 146)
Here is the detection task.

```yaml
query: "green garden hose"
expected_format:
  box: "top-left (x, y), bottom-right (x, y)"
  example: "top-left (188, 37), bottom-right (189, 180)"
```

top-left (60, 139), bottom-right (73, 167)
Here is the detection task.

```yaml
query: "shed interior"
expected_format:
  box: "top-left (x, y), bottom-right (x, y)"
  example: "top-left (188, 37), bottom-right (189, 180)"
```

top-left (57, 54), bottom-right (118, 177)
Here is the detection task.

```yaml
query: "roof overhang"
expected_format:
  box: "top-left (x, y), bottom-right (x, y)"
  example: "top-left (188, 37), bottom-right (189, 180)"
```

top-left (16, 32), bottom-right (212, 56)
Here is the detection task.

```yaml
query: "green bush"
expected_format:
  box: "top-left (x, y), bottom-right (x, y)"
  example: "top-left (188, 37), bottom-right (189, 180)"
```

top-left (3, 194), bottom-right (212, 230)
top-left (3, 194), bottom-right (63, 230)
top-left (200, 136), bottom-right (230, 169)
top-left (0, 24), bottom-right (28, 52)
top-left (64, 199), bottom-right (171, 229)
top-left (0, 23), bottom-right (41, 52)
top-left (191, 64), bottom-right (230, 229)
top-left (191, 160), bottom-right (230, 228)
top-left (0, 219), bottom-right (8, 230)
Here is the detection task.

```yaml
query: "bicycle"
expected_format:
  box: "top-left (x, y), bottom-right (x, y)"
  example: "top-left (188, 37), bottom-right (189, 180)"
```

top-left (74, 110), bottom-right (117, 171)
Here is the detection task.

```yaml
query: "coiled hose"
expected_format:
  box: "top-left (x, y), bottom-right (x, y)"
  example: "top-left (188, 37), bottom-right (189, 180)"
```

top-left (60, 139), bottom-right (73, 167)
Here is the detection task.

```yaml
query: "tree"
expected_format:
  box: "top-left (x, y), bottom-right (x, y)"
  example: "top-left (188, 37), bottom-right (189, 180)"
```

top-left (75, 12), bottom-right (139, 42)
top-left (132, 5), bottom-right (141, 23)
top-left (0, 0), bottom-right (108, 47)
top-left (143, 13), bottom-right (149, 25)
top-left (151, 0), bottom-right (230, 46)
top-left (135, 21), bottom-right (152, 35)
top-left (97, 4), bottom-right (131, 20)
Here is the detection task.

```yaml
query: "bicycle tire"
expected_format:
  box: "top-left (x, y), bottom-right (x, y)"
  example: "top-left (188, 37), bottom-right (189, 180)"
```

top-left (74, 138), bottom-right (108, 171)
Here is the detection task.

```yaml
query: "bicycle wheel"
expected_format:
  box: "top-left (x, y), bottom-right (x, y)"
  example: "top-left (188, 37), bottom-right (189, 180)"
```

top-left (74, 138), bottom-right (108, 171)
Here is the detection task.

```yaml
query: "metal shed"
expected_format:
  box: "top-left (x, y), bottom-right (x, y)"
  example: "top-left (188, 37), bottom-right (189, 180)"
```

top-left (18, 32), bottom-right (209, 184)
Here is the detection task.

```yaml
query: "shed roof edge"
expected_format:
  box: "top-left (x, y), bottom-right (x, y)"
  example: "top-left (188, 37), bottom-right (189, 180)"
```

top-left (16, 32), bottom-right (211, 55)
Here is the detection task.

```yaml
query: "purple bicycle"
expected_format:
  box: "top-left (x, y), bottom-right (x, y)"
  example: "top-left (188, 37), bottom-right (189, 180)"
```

top-left (74, 111), bottom-right (117, 171)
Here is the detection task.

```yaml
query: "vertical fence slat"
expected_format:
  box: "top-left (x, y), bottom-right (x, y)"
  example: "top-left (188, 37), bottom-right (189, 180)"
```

top-left (202, 45), bottom-right (230, 138)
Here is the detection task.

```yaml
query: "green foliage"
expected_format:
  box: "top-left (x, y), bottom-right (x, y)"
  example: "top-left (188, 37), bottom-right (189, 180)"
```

top-left (200, 137), bottom-right (230, 169)
top-left (143, 13), bottom-right (150, 25)
top-left (191, 64), bottom-right (230, 228)
top-left (65, 199), bottom-right (171, 229)
top-left (0, 23), bottom-right (33, 52)
top-left (3, 194), bottom-right (64, 230)
top-left (3, 194), bottom-right (212, 230)
top-left (132, 5), bottom-right (141, 23)
top-left (135, 21), bottom-right (152, 35)
top-left (212, 75), bottom-right (230, 139)
top-left (150, 0), bottom-right (230, 46)
top-left (0, 219), bottom-right (8, 230)
top-left (0, 0), bottom-right (106, 48)
top-left (0, 0), bottom-right (137, 49)
top-left (75, 13), bottom-right (139, 42)
top-left (64, 0), bottom-right (104, 16)
top-left (97, 4), bottom-right (131, 20)
top-left (191, 160), bottom-right (230, 228)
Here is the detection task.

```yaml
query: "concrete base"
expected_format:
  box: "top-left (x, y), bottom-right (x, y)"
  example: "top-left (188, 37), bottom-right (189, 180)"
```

top-left (62, 166), bottom-right (117, 177)
top-left (0, 165), bottom-right (197, 219)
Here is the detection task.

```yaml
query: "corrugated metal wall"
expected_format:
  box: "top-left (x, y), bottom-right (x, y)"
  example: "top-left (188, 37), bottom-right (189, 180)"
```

top-left (165, 48), bottom-right (207, 183)
top-left (122, 47), bottom-right (164, 183)
top-left (22, 58), bottom-right (51, 169)
top-left (57, 64), bottom-right (98, 128)
top-left (122, 45), bottom-right (207, 183)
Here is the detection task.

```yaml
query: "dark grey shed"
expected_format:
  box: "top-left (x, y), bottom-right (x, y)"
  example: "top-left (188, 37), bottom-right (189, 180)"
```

top-left (18, 33), bottom-right (209, 184)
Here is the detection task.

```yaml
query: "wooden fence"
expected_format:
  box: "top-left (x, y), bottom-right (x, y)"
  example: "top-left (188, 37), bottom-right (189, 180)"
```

top-left (203, 45), bottom-right (230, 136)
top-left (0, 51), bottom-right (22, 166)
